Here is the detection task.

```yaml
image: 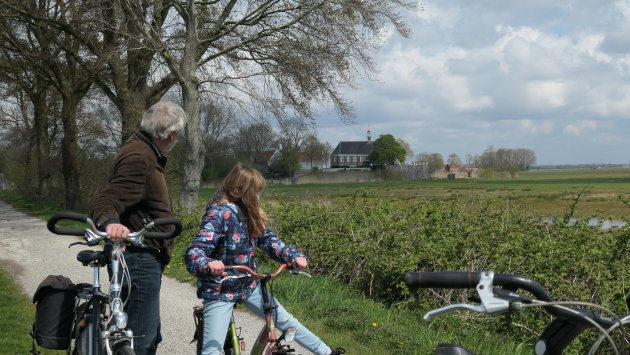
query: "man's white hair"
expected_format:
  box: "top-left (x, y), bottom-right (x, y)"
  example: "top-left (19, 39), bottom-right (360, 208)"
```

top-left (140, 101), bottom-right (187, 139)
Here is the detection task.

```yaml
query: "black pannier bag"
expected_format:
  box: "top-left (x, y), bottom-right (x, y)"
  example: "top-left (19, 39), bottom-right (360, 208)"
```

top-left (31, 274), bottom-right (77, 350)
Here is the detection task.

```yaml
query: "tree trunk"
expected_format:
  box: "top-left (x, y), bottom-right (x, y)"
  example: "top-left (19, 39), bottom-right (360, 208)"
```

top-left (177, 0), bottom-right (205, 208)
top-left (179, 81), bottom-right (204, 208)
top-left (32, 90), bottom-right (51, 202)
top-left (118, 93), bottom-right (149, 143)
top-left (60, 95), bottom-right (82, 210)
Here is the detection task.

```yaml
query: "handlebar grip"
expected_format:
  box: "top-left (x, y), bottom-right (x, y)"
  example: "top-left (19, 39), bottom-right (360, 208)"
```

top-left (47, 211), bottom-right (89, 236)
top-left (144, 217), bottom-right (183, 239)
top-left (404, 271), bottom-right (480, 289)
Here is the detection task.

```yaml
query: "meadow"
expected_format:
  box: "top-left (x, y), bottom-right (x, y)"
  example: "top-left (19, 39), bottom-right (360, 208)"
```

top-left (197, 167), bottom-right (630, 219)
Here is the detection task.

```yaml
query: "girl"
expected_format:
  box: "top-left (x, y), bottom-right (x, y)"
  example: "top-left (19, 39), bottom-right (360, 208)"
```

top-left (185, 163), bottom-right (345, 355)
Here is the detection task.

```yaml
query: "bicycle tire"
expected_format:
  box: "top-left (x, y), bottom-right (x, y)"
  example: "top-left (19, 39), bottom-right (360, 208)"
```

top-left (111, 342), bottom-right (135, 355)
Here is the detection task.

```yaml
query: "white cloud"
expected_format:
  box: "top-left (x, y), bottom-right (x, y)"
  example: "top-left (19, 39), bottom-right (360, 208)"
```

top-left (563, 120), bottom-right (599, 136)
top-left (527, 81), bottom-right (567, 108)
top-left (499, 119), bottom-right (554, 135)
top-left (615, 0), bottom-right (630, 18)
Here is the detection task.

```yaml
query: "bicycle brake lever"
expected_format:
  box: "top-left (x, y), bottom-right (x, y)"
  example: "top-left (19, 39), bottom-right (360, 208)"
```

top-left (290, 269), bottom-right (312, 278)
top-left (68, 241), bottom-right (88, 248)
top-left (423, 304), bottom-right (486, 320)
top-left (126, 235), bottom-right (144, 247)
top-left (219, 275), bottom-right (248, 283)
top-left (476, 271), bottom-right (510, 315)
top-left (424, 272), bottom-right (513, 321)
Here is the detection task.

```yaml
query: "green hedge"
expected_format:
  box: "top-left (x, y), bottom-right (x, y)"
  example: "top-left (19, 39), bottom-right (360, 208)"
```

top-left (267, 194), bottom-right (629, 351)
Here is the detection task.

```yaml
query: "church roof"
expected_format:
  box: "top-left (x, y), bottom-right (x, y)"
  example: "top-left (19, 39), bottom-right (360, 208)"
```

top-left (331, 141), bottom-right (374, 155)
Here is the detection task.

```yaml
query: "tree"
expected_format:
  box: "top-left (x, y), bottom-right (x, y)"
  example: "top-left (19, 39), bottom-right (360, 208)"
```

top-left (197, 98), bottom-right (239, 181)
top-left (232, 120), bottom-right (277, 163)
top-left (0, 61), bottom-right (53, 202)
top-left (465, 153), bottom-right (475, 165)
top-left (270, 117), bottom-right (314, 177)
top-left (369, 134), bottom-right (406, 165)
top-left (1, 1), bottom-right (108, 209)
top-left (270, 145), bottom-right (300, 178)
top-left (447, 153), bottom-right (462, 165)
top-left (302, 135), bottom-right (331, 169)
top-left (415, 152), bottom-right (444, 178)
top-left (1, 0), bottom-right (181, 204)
top-left (396, 138), bottom-right (414, 163)
top-left (515, 148), bottom-right (536, 171)
top-left (475, 146), bottom-right (536, 176)
top-left (278, 117), bottom-right (312, 152)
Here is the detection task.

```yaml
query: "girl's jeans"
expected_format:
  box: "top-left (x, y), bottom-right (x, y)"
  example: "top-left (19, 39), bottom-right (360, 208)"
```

top-left (202, 285), bottom-right (332, 355)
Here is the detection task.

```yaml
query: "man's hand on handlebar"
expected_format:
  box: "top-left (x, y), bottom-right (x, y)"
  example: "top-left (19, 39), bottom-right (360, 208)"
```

top-left (106, 223), bottom-right (130, 243)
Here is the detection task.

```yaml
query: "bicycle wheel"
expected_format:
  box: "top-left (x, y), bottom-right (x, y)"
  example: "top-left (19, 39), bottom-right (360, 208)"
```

top-left (588, 324), bottom-right (630, 355)
top-left (111, 342), bottom-right (135, 355)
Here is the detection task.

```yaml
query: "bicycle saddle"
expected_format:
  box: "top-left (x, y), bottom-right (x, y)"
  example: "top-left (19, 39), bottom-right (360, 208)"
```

top-left (77, 250), bottom-right (108, 267)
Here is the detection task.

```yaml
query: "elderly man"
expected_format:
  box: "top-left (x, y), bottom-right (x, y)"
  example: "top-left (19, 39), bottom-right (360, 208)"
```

top-left (91, 101), bottom-right (187, 355)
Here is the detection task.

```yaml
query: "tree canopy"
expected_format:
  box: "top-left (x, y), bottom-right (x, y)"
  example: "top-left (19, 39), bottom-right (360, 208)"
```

top-left (368, 134), bottom-right (406, 165)
top-left (415, 152), bottom-right (444, 177)
top-left (475, 146), bottom-right (536, 176)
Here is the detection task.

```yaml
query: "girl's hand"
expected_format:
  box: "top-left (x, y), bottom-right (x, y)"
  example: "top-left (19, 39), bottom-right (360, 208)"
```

top-left (293, 257), bottom-right (308, 270)
top-left (208, 260), bottom-right (225, 276)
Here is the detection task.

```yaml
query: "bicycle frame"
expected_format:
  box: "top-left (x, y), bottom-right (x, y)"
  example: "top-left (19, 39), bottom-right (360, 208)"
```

top-left (225, 314), bottom-right (242, 355)
top-left (73, 234), bottom-right (134, 355)
top-left (249, 276), bottom-right (278, 355)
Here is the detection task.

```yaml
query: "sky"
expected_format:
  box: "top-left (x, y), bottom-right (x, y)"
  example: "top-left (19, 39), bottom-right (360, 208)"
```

top-left (314, 0), bottom-right (630, 165)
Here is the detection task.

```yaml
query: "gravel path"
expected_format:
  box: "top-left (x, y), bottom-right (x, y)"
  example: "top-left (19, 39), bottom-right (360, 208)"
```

top-left (0, 201), bottom-right (309, 354)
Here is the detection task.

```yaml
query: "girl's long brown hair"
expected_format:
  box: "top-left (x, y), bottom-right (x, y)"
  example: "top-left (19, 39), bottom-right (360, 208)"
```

top-left (218, 163), bottom-right (267, 237)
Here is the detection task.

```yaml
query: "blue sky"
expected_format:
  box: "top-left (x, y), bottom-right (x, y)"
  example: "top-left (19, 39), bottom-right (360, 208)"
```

top-left (315, 1), bottom-right (630, 165)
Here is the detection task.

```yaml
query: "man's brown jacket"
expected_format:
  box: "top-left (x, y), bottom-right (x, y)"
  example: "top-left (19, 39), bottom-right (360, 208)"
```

top-left (91, 131), bottom-right (176, 264)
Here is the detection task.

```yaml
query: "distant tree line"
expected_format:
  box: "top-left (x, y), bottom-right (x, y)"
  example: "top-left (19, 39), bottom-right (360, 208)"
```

top-left (475, 146), bottom-right (536, 176)
top-left (410, 147), bottom-right (536, 178)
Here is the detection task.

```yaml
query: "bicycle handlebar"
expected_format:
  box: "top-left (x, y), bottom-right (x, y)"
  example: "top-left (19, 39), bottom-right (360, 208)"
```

top-left (222, 263), bottom-right (311, 282)
top-left (404, 271), bottom-right (552, 302)
top-left (47, 211), bottom-right (183, 242)
top-left (404, 270), bottom-right (624, 354)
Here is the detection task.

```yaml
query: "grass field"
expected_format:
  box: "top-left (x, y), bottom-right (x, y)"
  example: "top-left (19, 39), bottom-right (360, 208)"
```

top-left (240, 167), bottom-right (630, 219)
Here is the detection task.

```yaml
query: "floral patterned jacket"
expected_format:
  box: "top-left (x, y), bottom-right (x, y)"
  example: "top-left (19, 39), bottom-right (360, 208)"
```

top-left (184, 200), bottom-right (305, 302)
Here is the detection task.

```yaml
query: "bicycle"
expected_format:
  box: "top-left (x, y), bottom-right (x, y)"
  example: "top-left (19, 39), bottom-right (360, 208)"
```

top-left (46, 211), bottom-right (182, 355)
top-left (193, 263), bottom-right (311, 355)
top-left (404, 271), bottom-right (630, 355)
